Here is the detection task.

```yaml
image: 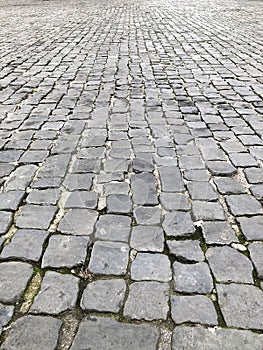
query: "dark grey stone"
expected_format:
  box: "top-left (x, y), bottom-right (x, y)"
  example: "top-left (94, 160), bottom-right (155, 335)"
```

top-left (1, 229), bottom-right (48, 261)
top-left (26, 189), bottom-right (60, 205)
top-left (95, 214), bottom-right (131, 242)
top-left (58, 209), bottom-right (98, 236)
top-left (171, 295), bottom-right (217, 325)
top-left (214, 177), bottom-right (246, 194)
top-left (0, 304), bottom-right (14, 334)
top-left (71, 158), bottom-right (101, 173)
top-left (19, 150), bottom-right (49, 163)
top-left (183, 169), bottom-right (210, 182)
top-left (173, 261), bottom-right (213, 294)
top-left (131, 253), bottom-right (172, 282)
top-left (134, 206), bottom-right (161, 225)
top-left (106, 194), bottom-right (132, 213)
top-left (187, 182), bottom-right (218, 201)
top-left (131, 173), bottom-right (158, 205)
top-left (172, 326), bottom-right (263, 350)
top-left (63, 173), bottom-right (93, 191)
top-left (16, 205), bottom-right (57, 229)
top-left (30, 271), bottom-right (79, 314)
top-left (192, 201), bottom-right (225, 221)
top-left (37, 154), bottom-right (71, 178)
top-left (0, 191), bottom-right (24, 210)
top-left (42, 235), bottom-right (89, 268)
top-left (1, 315), bottom-right (62, 350)
top-left (158, 166), bottom-right (184, 192)
top-left (130, 226), bottom-right (164, 252)
top-left (0, 262), bottom-right (33, 303)
top-left (65, 191), bottom-right (98, 209)
top-left (217, 283), bottom-right (263, 330)
top-left (162, 212), bottom-right (195, 237)
top-left (0, 211), bottom-right (12, 235)
top-left (226, 194), bottom-right (263, 216)
top-left (124, 281), bottom-right (169, 320)
top-left (206, 161), bottom-right (236, 176)
top-left (160, 193), bottom-right (190, 211)
top-left (202, 221), bottom-right (238, 244)
top-left (71, 316), bottom-right (159, 350)
top-left (179, 155), bottom-right (205, 170)
top-left (81, 279), bottom-right (126, 313)
top-left (206, 246), bottom-right (253, 283)
top-left (237, 216), bottom-right (263, 240)
top-left (248, 242), bottom-right (263, 278)
top-left (167, 240), bottom-right (204, 262)
top-left (88, 241), bottom-right (129, 275)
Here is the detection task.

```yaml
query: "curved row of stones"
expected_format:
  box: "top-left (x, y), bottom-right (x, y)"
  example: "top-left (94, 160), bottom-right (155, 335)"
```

top-left (0, 0), bottom-right (263, 349)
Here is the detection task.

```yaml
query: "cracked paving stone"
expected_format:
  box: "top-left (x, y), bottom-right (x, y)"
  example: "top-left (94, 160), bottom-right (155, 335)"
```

top-left (58, 209), bottom-right (98, 236)
top-left (226, 194), bottom-right (263, 216)
top-left (0, 261), bottom-right (33, 303)
top-left (159, 193), bottom-right (190, 211)
top-left (213, 177), bottom-right (246, 194)
top-left (124, 281), bottom-right (169, 320)
top-left (88, 241), bottom-right (129, 275)
top-left (1, 229), bottom-right (49, 261)
top-left (30, 271), bottom-right (79, 314)
top-left (0, 303), bottom-right (14, 334)
top-left (0, 211), bottom-right (13, 234)
top-left (237, 216), bottom-right (263, 240)
top-left (65, 191), bottom-right (98, 209)
top-left (217, 283), bottom-right (263, 330)
top-left (172, 326), bottom-right (263, 350)
top-left (202, 221), bottom-right (238, 244)
top-left (26, 189), bottom-right (60, 205)
top-left (0, 191), bottom-right (24, 210)
top-left (206, 161), bottom-right (236, 176)
top-left (1, 315), bottom-right (62, 350)
top-left (106, 194), bottom-right (132, 214)
top-left (171, 295), bottom-right (218, 326)
top-left (42, 235), bottom-right (90, 268)
top-left (162, 212), bottom-right (195, 237)
top-left (130, 225), bottom-right (164, 252)
top-left (80, 279), bottom-right (126, 313)
top-left (63, 173), bottom-right (93, 191)
top-left (167, 240), bottom-right (205, 262)
top-left (192, 201), bottom-right (225, 221)
top-left (70, 316), bottom-right (159, 350)
top-left (206, 246), bottom-right (253, 283)
top-left (131, 253), bottom-right (172, 282)
top-left (173, 261), bottom-right (213, 294)
top-left (131, 172), bottom-right (158, 205)
top-left (134, 206), bottom-right (161, 225)
top-left (95, 214), bottom-right (131, 242)
top-left (16, 205), bottom-right (57, 230)
top-left (248, 242), bottom-right (263, 278)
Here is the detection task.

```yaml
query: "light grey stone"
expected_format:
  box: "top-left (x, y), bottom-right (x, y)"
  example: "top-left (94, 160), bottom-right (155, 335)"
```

top-left (237, 216), bottom-right (263, 240)
top-left (167, 240), bottom-right (204, 262)
top-left (95, 214), bottom-right (131, 242)
top-left (0, 211), bottom-right (12, 235)
top-left (0, 191), bottom-right (24, 210)
top-left (63, 173), bottom-right (93, 191)
top-left (162, 212), bottom-right (195, 237)
top-left (214, 177), bottom-right (246, 194)
top-left (106, 194), bottom-right (132, 214)
top-left (131, 173), bottom-right (158, 205)
top-left (26, 189), bottom-right (60, 205)
top-left (192, 201), bottom-right (225, 221)
top-left (58, 209), bottom-right (98, 236)
top-left (16, 205), bottom-right (57, 229)
top-left (4, 165), bottom-right (37, 191)
top-left (0, 304), bottom-right (14, 334)
top-left (202, 221), bottom-right (238, 244)
top-left (158, 166), bottom-right (184, 192)
top-left (65, 191), bottom-right (98, 209)
top-left (160, 193), bottom-right (190, 211)
top-left (130, 226), bottom-right (164, 252)
top-left (249, 242), bottom-right (263, 278)
top-left (134, 206), bottom-right (161, 225)
top-left (226, 194), bottom-right (263, 216)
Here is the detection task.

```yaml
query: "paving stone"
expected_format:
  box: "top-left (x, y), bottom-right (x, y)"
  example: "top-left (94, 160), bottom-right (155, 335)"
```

top-left (42, 235), bottom-right (89, 268)
top-left (130, 225), bottom-right (164, 252)
top-left (237, 216), bottom-right (263, 240)
top-left (31, 177), bottom-right (62, 189)
top-left (162, 212), bottom-right (195, 237)
top-left (206, 246), bottom-right (253, 283)
top-left (0, 150), bottom-right (22, 163)
top-left (58, 209), bottom-right (98, 236)
top-left (217, 283), bottom-right (263, 330)
top-left (37, 154), bottom-right (71, 178)
top-left (200, 147), bottom-right (227, 161)
top-left (0, 211), bottom-right (13, 234)
top-left (0, 261), bottom-right (33, 303)
top-left (167, 240), bottom-right (205, 262)
top-left (16, 205), bottom-right (57, 229)
top-left (65, 191), bottom-right (98, 209)
top-left (63, 174), bottom-right (93, 191)
top-left (171, 295), bottom-right (217, 325)
top-left (81, 279), bottom-right (126, 313)
top-left (71, 316), bottom-right (159, 350)
top-left (133, 153), bottom-right (154, 172)
top-left (250, 184), bottom-right (263, 201)
top-left (1, 229), bottom-right (48, 261)
top-left (95, 214), bottom-right (131, 242)
top-left (30, 271), bottom-right (79, 314)
top-left (248, 242), bottom-right (263, 278)
top-left (134, 206), bottom-right (161, 225)
top-left (26, 189), bottom-right (60, 205)
top-left (106, 194), bottom-right (132, 213)
top-left (173, 261), bottom-right (213, 294)
top-left (71, 158), bottom-right (101, 173)
top-left (4, 164), bottom-right (37, 191)
top-left (187, 182), bottom-right (218, 201)
top-left (229, 152), bottom-right (258, 167)
top-left (88, 241), bottom-right (129, 275)
top-left (244, 167), bottom-right (263, 184)
top-left (183, 169), bottom-right (210, 181)
top-left (0, 303), bottom-right (14, 334)
top-left (104, 182), bottom-right (130, 196)
top-left (131, 172), bottom-right (158, 205)
top-left (0, 163), bottom-right (15, 178)
top-left (179, 155), bottom-right (205, 170)
top-left (172, 326), bottom-right (263, 350)
top-left (0, 191), bottom-right (24, 210)
top-left (192, 201), bottom-right (225, 221)
top-left (214, 177), bottom-right (246, 194)
top-left (1, 315), bottom-right (62, 350)
top-left (158, 166), bottom-right (184, 192)
top-left (202, 221), bottom-right (238, 244)
top-left (131, 253), bottom-right (172, 282)
top-left (124, 281), bottom-right (169, 320)
top-left (19, 150), bottom-right (49, 164)
top-left (159, 193), bottom-right (190, 211)
top-left (206, 161), bottom-right (236, 176)
top-left (226, 194), bottom-right (263, 216)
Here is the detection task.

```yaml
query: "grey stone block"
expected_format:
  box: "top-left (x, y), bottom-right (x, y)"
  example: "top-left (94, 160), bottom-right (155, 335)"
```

top-left (192, 201), bottom-right (225, 221)
top-left (106, 194), bottom-right (132, 213)
top-left (134, 206), bottom-right (161, 225)
top-left (226, 194), bottom-right (263, 216)
top-left (65, 191), bottom-right (98, 209)
top-left (130, 226), bottom-right (164, 252)
top-left (26, 189), bottom-right (60, 205)
top-left (214, 177), bottom-right (246, 194)
top-left (248, 242), bottom-right (263, 278)
top-left (163, 212), bottom-right (195, 237)
top-left (237, 216), bottom-right (263, 240)
top-left (206, 161), bottom-right (236, 176)
top-left (131, 173), bottom-right (158, 205)
top-left (0, 191), bottom-right (24, 210)
top-left (63, 173), bottom-right (93, 191)
top-left (4, 165), bottom-right (37, 191)
top-left (158, 166), bottom-right (184, 192)
top-left (58, 209), bottom-right (98, 236)
top-left (244, 167), bottom-right (263, 184)
top-left (0, 211), bottom-right (12, 235)
top-left (160, 193), bottom-right (190, 211)
top-left (167, 240), bottom-right (205, 262)
top-left (95, 214), bottom-right (131, 242)
top-left (0, 303), bottom-right (14, 334)
top-left (187, 181), bottom-right (218, 201)
top-left (16, 205), bottom-right (57, 229)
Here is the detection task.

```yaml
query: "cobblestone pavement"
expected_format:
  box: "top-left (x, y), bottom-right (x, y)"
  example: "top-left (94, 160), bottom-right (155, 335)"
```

top-left (0, 0), bottom-right (263, 348)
